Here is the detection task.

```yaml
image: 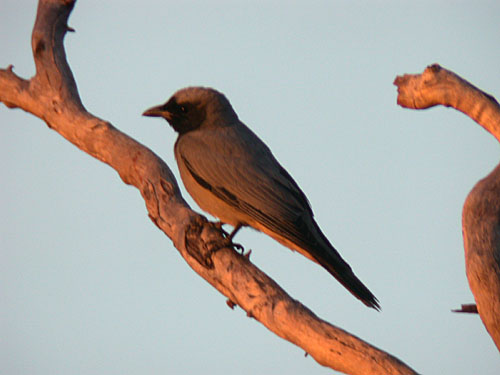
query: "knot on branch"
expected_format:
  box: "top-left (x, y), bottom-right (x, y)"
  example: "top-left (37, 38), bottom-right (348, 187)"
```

top-left (185, 216), bottom-right (244, 269)
top-left (34, 37), bottom-right (46, 57)
top-left (427, 63), bottom-right (442, 73)
top-left (185, 216), bottom-right (217, 269)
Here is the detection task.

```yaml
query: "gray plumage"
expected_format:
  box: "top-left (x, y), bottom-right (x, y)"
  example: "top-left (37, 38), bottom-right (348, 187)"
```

top-left (143, 87), bottom-right (379, 309)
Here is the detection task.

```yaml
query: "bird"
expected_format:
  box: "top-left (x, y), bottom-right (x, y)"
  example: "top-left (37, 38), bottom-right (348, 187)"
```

top-left (143, 86), bottom-right (379, 309)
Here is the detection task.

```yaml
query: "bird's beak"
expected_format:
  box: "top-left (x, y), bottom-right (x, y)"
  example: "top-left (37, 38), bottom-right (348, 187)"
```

top-left (142, 104), bottom-right (170, 119)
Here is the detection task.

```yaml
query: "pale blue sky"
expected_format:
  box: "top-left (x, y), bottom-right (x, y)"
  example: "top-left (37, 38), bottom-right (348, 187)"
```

top-left (1, 1), bottom-right (499, 374)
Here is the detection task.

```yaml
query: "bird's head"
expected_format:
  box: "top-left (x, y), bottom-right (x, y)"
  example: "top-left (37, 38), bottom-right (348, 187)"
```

top-left (142, 86), bottom-right (238, 134)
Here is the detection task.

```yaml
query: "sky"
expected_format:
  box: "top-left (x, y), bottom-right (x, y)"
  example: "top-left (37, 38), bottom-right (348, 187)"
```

top-left (1, 1), bottom-right (499, 374)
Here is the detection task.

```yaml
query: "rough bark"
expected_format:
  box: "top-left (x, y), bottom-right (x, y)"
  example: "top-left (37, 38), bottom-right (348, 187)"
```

top-left (0, 1), bottom-right (419, 374)
top-left (395, 64), bottom-right (500, 352)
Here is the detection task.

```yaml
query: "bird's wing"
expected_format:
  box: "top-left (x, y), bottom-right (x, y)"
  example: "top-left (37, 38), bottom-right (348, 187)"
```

top-left (175, 123), bottom-right (320, 251)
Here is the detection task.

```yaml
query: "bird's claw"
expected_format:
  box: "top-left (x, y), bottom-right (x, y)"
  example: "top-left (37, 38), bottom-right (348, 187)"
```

top-left (207, 238), bottom-right (245, 255)
top-left (212, 221), bottom-right (245, 253)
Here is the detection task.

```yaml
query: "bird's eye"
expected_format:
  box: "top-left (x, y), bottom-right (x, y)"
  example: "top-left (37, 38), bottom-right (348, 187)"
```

top-left (180, 106), bottom-right (188, 113)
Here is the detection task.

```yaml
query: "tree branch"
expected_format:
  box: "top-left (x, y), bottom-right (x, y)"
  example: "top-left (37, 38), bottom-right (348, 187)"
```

top-left (394, 64), bottom-right (500, 353)
top-left (452, 304), bottom-right (478, 314)
top-left (0, 1), bottom-right (418, 373)
top-left (394, 64), bottom-right (500, 141)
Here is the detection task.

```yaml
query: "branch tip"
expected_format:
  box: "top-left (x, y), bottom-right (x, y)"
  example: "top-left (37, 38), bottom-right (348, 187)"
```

top-left (452, 304), bottom-right (478, 314)
top-left (427, 63), bottom-right (442, 73)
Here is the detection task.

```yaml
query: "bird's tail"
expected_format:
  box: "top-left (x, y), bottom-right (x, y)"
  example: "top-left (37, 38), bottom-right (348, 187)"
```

top-left (317, 251), bottom-right (380, 310)
top-left (260, 217), bottom-right (380, 309)
top-left (311, 227), bottom-right (380, 310)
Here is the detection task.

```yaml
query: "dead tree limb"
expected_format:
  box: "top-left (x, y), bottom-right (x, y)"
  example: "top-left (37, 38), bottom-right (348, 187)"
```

top-left (0, 1), bottom-right (419, 374)
top-left (452, 304), bottom-right (479, 314)
top-left (395, 64), bottom-right (500, 353)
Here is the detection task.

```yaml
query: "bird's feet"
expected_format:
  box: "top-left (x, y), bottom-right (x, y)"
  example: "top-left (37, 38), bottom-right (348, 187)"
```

top-left (185, 218), bottom-right (247, 269)
top-left (212, 222), bottom-right (245, 254)
top-left (207, 236), bottom-right (245, 255)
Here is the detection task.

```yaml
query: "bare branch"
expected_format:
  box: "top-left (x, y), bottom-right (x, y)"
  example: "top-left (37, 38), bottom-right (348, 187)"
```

top-left (395, 64), bottom-right (500, 353)
top-left (0, 1), bottom-right (419, 373)
top-left (452, 304), bottom-right (478, 314)
top-left (394, 64), bottom-right (500, 141)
